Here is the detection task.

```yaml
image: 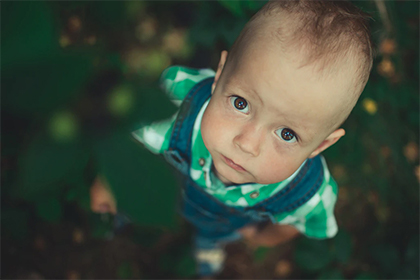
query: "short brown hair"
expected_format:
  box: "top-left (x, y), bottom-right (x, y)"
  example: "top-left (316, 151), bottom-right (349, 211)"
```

top-left (229, 0), bottom-right (373, 95)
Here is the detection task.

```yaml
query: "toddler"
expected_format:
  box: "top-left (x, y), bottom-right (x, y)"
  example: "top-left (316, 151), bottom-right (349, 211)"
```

top-left (91, 0), bottom-right (373, 277)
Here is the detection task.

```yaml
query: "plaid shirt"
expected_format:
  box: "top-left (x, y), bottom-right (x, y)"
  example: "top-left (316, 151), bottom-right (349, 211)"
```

top-left (133, 66), bottom-right (339, 239)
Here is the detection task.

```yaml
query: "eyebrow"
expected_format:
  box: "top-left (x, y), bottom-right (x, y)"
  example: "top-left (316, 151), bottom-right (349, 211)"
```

top-left (249, 88), bottom-right (263, 104)
top-left (237, 85), bottom-right (264, 106)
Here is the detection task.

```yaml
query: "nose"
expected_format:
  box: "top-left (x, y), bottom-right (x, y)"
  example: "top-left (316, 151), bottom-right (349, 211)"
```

top-left (233, 123), bottom-right (263, 157)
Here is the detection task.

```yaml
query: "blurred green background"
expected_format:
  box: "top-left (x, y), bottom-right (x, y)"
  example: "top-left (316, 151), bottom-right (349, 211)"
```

top-left (1, 1), bottom-right (418, 279)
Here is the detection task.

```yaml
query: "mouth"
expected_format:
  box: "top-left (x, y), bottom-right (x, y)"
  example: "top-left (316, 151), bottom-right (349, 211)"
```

top-left (221, 155), bottom-right (246, 172)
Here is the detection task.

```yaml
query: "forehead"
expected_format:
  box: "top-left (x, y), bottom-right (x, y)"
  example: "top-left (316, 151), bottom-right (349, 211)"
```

top-left (222, 43), bottom-right (356, 139)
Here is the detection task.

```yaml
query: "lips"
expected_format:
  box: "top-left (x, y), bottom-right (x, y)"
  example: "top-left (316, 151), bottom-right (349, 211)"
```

top-left (222, 155), bottom-right (246, 172)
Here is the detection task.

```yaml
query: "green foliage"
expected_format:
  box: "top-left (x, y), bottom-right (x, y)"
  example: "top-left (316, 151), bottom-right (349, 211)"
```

top-left (219, 0), bottom-right (245, 17)
top-left (93, 131), bottom-right (178, 228)
top-left (35, 196), bottom-right (63, 222)
top-left (219, 0), bottom-right (266, 17)
top-left (295, 238), bottom-right (334, 271)
top-left (369, 243), bottom-right (400, 276)
top-left (1, 1), bottom-right (57, 70)
top-left (91, 1), bottom-right (128, 28)
top-left (1, 208), bottom-right (30, 241)
top-left (107, 84), bottom-right (135, 117)
top-left (354, 272), bottom-right (377, 280)
top-left (404, 236), bottom-right (419, 270)
top-left (253, 246), bottom-right (273, 263)
top-left (49, 111), bottom-right (80, 142)
top-left (333, 230), bottom-right (353, 264)
top-left (317, 268), bottom-right (345, 280)
top-left (14, 132), bottom-right (89, 200)
top-left (295, 230), bottom-right (355, 277)
top-left (174, 247), bottom-right (196, 277)
top-left (1, 0), bottom-right (418, 278)
top-left (2, 53), bottom-right (94, 118)
top-left (117, 261), bottom-right (134, 279)
top-left (157, 243), bottom-right (195, 277)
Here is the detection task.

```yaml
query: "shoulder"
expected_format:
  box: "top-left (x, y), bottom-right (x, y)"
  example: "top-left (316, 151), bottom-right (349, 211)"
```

top-left (159, 66), bottom-right (215, 105)
top-left (132, 66), bottom-right (214, 153)
top-left (274, 156), bottom-right (339, 238)
top-left (295, 156), bottom-right (338, 219)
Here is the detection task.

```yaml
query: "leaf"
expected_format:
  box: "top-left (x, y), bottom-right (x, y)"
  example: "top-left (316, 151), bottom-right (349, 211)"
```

top-left (333, 229), bottom-right (353, 264)
top-left (394, 266), bottom-right (419, 280)
top-left (35, 196), bottom-right (62, 222)
top-left (253, 247), bottom-right (272, 263)
top-left (218, 0), bottom-right (245, 17)
top-left (2, 53), bottom-right (94, 117)
top-left (242, 0), bottom-right (267, 12)
top-left (405, 236), bottom-right (419, 262)
top-left (65, 173), bottom-right (92, 212)
top-left (93, 131), bottom-right (179, 228)
top-left (219, 16), bottom-right (248, 47)
top-left (404, 236), bottom-right (419, 274)
top-left (175, 248), bottom-right (195, 277)
top-left (1, 208), bottom-right (29, 240)
top-left (89, 213), bottom-right (114, 239)
top-left (131, 226), bottom-right (164, 248)
top-left (1, 1), bottom-right (58, 70)
top-left (294, 238), bottom-right (333, 271)
top-left (188, 4), bottom-right (219, 49)
top-left (121, 82), bottom-right (177, 133)
top-left (14, 132), bottom-right (90, 199)
top-left (90, 1), bottom-right (128, 30)
top-left (117, 261), bottom-right (133, 279)
top-left (48, 110), bottom-right (80, 143)
top-left (369, 243), bottom-right (400, 275)
top-left (159, 253), bottom-right (175, 273)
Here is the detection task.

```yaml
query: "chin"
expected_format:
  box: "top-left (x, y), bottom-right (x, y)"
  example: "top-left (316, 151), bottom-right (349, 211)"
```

top-left (218, 170), bottom-right (250, 185)
top-left (213, 165), bottom-right (236, 184)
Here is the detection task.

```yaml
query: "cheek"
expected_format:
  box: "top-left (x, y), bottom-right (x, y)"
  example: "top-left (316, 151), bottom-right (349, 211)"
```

top-left (201, 102), bottom-right (226, 149)
top-left (255, 148), bottom-right (305, 184)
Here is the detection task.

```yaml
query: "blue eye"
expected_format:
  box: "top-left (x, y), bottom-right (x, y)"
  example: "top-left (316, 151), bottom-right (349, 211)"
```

top-left (230, 96), bottom-right (249, 113)
top-left (275, 128), bottom-right (297, 143)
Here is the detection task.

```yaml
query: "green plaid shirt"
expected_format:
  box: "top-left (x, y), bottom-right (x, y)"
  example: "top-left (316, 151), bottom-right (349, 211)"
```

top-left (133, 66), bottom-right (339, 239)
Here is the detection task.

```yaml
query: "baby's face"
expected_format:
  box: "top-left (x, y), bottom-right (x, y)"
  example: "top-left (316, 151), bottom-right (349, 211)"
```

top-left (201, 44), bottom-right (353, 185)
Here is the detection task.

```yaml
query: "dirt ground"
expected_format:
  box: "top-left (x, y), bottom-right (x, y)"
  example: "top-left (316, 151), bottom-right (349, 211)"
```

top-left (2, 204), bottom-right (302, 279)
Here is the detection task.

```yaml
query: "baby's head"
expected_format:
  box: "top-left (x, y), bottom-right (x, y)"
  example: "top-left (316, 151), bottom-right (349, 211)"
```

top-left (201, 0), bottom-right (373, 185)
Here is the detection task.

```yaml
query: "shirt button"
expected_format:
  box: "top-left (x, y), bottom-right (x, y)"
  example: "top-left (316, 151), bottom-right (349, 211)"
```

top-left (250, 191), bottom-right (259, 199)
top-left (199, 158), bottom-right (206, 167)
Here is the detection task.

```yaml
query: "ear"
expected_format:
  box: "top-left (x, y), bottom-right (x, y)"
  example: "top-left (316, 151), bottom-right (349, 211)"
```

top-left (212, 50), bottom-right (228, 94)
top-left (309, 128), bottom-right (345, 158)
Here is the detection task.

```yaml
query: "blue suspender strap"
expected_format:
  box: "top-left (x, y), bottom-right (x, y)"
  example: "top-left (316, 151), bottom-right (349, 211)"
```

top-left (254, 155), bottom-right (324, 215)
top-left (164, 77), bottom-right (214, 174)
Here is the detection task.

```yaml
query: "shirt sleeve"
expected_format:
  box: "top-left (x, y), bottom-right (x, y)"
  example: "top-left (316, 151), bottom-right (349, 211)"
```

top-left (159, 65), bottom-right (215, 106)
top-left (132, 66), bottom-right (215, 154)
top-left (273, 158), bottom-right (339, 239)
